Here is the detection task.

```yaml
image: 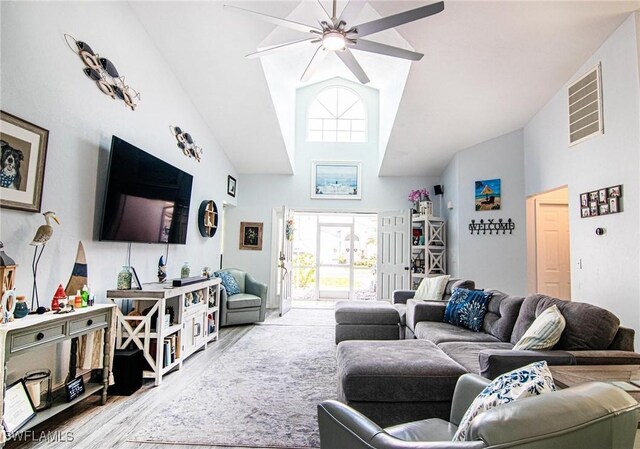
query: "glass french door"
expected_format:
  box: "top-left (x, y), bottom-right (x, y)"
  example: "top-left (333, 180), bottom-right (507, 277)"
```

top-left (318, 223), bottom-right (354, 299)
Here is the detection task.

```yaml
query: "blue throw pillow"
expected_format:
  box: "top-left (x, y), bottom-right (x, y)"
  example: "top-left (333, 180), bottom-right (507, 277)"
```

top-left (444, 288), bottom-right (492, 332)
top-left (215, 271), bottom-right (241, 296)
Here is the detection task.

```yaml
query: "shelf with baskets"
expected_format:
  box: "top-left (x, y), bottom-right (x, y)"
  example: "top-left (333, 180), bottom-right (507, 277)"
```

top-left (411, 215), bottom-right (447, 288)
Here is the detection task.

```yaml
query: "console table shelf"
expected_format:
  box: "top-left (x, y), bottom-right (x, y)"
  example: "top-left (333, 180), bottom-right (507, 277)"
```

top-left (0, 304), bottom-right (116, 444)
top-left (107, 278), bottom-right (220, 386)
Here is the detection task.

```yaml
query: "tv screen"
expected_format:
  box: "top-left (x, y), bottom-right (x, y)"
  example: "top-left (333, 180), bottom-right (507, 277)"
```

top-left (100, 136), bottom-right (193, 244)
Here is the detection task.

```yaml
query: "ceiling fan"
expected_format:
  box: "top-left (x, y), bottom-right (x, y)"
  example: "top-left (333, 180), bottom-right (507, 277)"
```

top-left (224, 0), bottom-right (444, 84)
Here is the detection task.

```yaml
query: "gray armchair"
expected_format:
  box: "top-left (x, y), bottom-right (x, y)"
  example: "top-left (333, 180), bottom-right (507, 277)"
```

top-left (318, 373), bottom-right (639, 449)
top-left (217, 268), bottom-right (268, 327)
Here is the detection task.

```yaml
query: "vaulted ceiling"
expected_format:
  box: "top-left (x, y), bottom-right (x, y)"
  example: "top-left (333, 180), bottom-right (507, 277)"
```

top-left (131, 1), bottom-right (639, 176)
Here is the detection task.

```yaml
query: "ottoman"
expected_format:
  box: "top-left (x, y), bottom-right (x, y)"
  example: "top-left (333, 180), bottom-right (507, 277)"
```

top-left (335, 300), bottom-right (401, 344)
top-left (336, 339), bottom-right (467, 427)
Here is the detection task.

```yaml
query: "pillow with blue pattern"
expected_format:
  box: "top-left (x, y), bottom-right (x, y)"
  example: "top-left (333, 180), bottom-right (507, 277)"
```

top-left (443, 288), bottom-right (492, 332)
top-left (453, 361), bottom-right (556, 441)
top-left (215, 271), bottom-right (241, 296)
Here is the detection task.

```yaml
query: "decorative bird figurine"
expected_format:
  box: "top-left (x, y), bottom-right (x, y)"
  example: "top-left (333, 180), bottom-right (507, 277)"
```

top-left (29, 211), bottom-right (60, 311)
top-left (30, 211), bottom-right (60, 246)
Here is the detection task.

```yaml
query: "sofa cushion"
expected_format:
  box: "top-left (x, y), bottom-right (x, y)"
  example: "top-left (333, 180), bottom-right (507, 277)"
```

top-left (227, 293), bottom-right (261, 309)
top-left (482, 290), bottom-right (525, 342)
top-left (335, 301), bottom-right (400, 325)
top-left (444, 289), bottom-right (492, 332)
top-left (337, 339), bottom-right (467, 403)
top-left (511, 295), bottom-right (620, 350)
top-left (437, 341), bottom-right (514, 374)
top-left (415, 322), bottom-right (501, 345)
top-left (443, 279), bottom-right (475, 302)
top-left (513, 305), bottom-right (566, 350)
top-left (414, 275), bottom-right (451, 301)
top-left (453, 361), bottom-right (556, 441)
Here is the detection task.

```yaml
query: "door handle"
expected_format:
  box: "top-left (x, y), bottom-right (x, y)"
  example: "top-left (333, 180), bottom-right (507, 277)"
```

top-left (404, 267), bottom-right (410, 271)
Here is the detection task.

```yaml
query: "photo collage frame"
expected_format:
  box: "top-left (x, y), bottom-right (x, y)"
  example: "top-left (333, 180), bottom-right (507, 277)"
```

top-left (580, 185), bottom-right (622, 218)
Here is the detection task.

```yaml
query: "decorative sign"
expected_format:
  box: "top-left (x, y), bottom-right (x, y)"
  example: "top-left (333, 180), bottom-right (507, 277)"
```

top-left (2, 380), bottom-right (36, 435)
top-left (469, 218), bottom-right (515, 235)
top-left (170, 126), bottom-right (203, 162)
top-left (580, 185), bottom-right (622, 218)
top-left (65, 376), bottom-right (85, 402)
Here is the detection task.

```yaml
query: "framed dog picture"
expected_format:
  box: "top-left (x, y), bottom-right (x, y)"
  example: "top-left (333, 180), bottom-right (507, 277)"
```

top-left (227, 175), bottom-right (236, 198)
top-left (239, 222), bottom-right (263, 251)
top-left (1, 111), bottom-right (49, 212)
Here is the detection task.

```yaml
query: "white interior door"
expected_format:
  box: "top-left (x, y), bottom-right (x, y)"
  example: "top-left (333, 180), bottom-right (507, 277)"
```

top-left (377, 210), bottom-right (411, 301)
top-left (279, 206), bottom-right (293, 316)
top-left (536, 202), bottom-right (571, 299)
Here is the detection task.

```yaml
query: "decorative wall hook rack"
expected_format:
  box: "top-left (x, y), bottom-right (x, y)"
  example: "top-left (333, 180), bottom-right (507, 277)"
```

top-left (469, 218), bottom-right (515, 235)
top-left (64, 34), bottom-right (141, 111)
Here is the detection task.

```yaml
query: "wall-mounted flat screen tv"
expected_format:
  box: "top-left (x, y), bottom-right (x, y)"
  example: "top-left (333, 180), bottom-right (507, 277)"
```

top-left (100, 136), bottom-right (193, 244)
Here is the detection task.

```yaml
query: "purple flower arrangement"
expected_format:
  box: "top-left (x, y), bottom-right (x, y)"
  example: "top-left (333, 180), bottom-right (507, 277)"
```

top-left (408, 188), bottom-right (430, 203)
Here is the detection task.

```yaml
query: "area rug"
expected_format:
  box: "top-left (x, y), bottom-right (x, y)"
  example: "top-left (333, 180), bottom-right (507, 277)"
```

top-left (129, 320), bottom-right (336, 448)
top-left (261, 307), bottom-right (335, 327)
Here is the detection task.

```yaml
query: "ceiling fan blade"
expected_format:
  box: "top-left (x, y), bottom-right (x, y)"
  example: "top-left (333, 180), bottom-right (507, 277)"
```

top-left (339, 1), bottom-right (366, 26)
top-left (349, 39), bottom-right (423, 61)
top-left (351, 1), bottom-right (444, 38)
top-left (314, 0), bottom-right (332, 21)
top-left (246, 38), bottom-right (317, 59)
top-left (301, 46), bottom-right (328, 82)
top-left (335, 48), bottom-right (370, 84)
top-left (224, 4), bottom-right (321, 35)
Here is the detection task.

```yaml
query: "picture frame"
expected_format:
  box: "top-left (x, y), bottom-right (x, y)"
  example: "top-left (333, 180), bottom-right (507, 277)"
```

top-left (580, 193), bottom-right (588, 207)
top-left (311, 161), bottom-right (362, 200)
top-left (475, 179), bottom-right (501, 211)
top-left (579, 184), bottom-right (623, 218)
top-left (0, 111), bottom-right (49, 212)
top-left (227, 175), bottom-right (236, 198)
top-left (239, 222), bottom-right (263, 250)
top-left (2, 379), bottom-right (36, 435)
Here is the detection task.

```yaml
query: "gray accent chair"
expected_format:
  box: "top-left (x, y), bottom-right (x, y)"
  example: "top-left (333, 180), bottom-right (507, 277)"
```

top-left (217, 268), bottom-right (267, 327)
top-left (319, 373), bottom-right (640, 449)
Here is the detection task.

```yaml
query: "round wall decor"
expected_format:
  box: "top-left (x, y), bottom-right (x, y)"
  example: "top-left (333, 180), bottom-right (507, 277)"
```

top-left (198, 200), bottom-right (218, 238)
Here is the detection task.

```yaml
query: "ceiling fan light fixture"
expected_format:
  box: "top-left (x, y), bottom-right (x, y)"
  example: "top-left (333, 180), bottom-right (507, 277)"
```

top-left (322, 31), bottom-right (346, 51)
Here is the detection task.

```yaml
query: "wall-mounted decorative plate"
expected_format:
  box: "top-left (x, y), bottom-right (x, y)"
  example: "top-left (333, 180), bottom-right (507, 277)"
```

top-left (198, 200), bottom-right (218, 238)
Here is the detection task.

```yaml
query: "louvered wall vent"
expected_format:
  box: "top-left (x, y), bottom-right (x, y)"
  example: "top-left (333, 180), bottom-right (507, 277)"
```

top-left (568, 63), bottom-right (603, 146)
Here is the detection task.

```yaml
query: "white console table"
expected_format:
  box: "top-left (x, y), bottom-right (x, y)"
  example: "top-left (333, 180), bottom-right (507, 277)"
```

top-left (107, 278), bottom-right (220, 386)
top-left (0, 304), bottom-right (116, 444)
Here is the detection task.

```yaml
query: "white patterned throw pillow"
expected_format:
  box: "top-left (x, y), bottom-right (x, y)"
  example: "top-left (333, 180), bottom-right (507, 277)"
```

top-left (413, 275), bottom-right (451, 301)
top-left (452, 361), bottom-right (556, 441)
top-left (513, 305), bottom-right (566, 350)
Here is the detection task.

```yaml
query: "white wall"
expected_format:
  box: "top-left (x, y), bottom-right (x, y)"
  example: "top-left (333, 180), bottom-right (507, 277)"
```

top-left (441, 130), bottom-right (527, 295)
top-left (524, 14), bottom-right (640, 338)
top-left (0, 2), bottom-right (236, 310)
top-left (224, 78), bottom-right (439, 306)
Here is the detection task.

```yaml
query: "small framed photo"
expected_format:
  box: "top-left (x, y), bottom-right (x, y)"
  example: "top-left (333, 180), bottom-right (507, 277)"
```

top-left (589, 191), bottom-right (598, 202)
top-left (589, 202), bottom-right (598, 216)
top-left (581, 207), bottom-right (590, 218)
top-left (2, 380), bottom-right (36, 435)
top-left (1, 111), bottom-right (49, 212)
top-left (609, 197), bottom-right (619, 213)
top-left (598, 188), bottom-right (607, 204)
top-left (599, 204), bottom-right (609, 215)
top-left (239, 221), bottom-right (263, 251)
top-left (227, 175), bottom-right (236, 197)
top-left (311, 161), bottom-right (362, 200)
top-left (580, 193), bottom-right (588, 207)
top-left (608, 185), bottom-right (621, 198)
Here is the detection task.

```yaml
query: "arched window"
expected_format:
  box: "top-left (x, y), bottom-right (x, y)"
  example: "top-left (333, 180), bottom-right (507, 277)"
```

top-left (307, 86), bottom-right (366, 142)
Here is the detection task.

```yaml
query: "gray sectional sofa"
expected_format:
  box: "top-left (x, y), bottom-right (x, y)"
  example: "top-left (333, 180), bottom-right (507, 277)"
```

top-left (336, 283), bottom-right (640, 427)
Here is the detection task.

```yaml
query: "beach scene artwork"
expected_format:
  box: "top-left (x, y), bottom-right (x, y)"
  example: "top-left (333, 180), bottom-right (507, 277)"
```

top-left (475, 178), bottom-right (501, 211)
top-left (312, 161), bottom-right (361, 199)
